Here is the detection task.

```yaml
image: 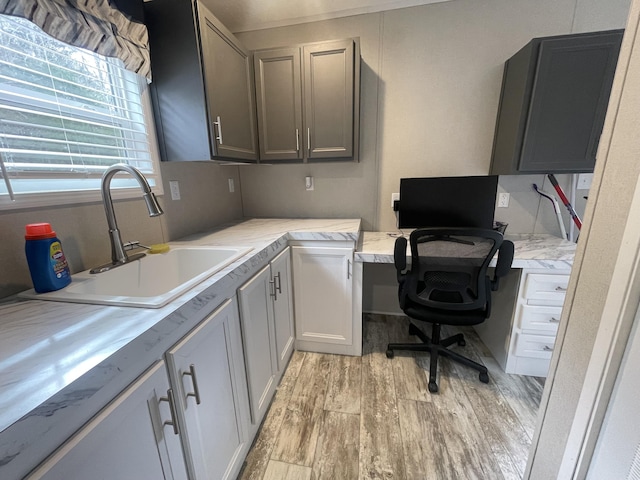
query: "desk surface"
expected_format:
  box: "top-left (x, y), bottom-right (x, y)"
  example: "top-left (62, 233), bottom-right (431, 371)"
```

top-left (356, 232), bottom-right (576, 270)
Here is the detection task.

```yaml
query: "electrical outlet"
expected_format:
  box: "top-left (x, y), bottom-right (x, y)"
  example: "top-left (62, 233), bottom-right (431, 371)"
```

top-left (391, 192), bottom-right (399, 209)
top-left (169, 181), bottom-right (181, 201)
top-left (498, 192), bottom-right (510, 208)
top-left (228, 178), bottom-right (235, 193)
top-left (305, 176), bottom-right (314, 191)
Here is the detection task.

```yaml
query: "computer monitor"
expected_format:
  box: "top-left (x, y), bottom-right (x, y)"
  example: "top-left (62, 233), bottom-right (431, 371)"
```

top-left (396, 175), bottom-right (498, 229)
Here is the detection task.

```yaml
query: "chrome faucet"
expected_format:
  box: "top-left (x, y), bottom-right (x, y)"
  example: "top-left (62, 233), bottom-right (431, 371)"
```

top-left (90, 164), bottom-right (163, 274)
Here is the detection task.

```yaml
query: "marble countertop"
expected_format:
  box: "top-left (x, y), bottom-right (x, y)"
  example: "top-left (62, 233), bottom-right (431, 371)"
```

top-left (357, 231), bottom-right (576, 270)
top-left (0, 218), bottom-right (360, 479)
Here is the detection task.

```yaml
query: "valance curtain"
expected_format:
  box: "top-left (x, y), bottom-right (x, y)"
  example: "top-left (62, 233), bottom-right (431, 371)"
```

top-left (0, 0), bottom-right (151, 79)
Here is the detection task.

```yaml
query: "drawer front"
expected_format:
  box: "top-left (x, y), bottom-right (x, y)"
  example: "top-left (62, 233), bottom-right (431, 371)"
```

top-left (513, 332), bottom-right (556, 359)
top-left (518, 305), bottom-right (562, 334)
top-left (523, 273), bottom-right (570, 306)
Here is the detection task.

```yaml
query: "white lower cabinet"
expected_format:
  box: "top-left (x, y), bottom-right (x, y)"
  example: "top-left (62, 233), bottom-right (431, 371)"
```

top-left (26, 361), bottom-right (188, 480)
top-left (237, 247), bottom-right (294, 432)
top-left (166, 298), bottom-right (251, 480)
top-left (292, 242), bottom-right (361, 355)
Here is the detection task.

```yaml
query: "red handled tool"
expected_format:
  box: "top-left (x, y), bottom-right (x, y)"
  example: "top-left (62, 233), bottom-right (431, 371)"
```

top-left (547, 174), bottom-right (582, 230)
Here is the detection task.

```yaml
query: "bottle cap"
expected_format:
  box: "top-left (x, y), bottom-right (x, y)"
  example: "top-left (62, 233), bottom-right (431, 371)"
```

top-left (25, 223), bottom-right (57, 240)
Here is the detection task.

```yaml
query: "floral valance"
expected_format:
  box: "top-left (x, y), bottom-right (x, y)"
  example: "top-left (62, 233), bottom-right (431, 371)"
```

top-left (0, 0), bottom-right (151, 79)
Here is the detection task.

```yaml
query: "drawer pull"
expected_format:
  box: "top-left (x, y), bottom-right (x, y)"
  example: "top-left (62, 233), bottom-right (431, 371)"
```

top-left (543, 345), bottom-right (554, 352)
top-left (183, 364), bottom-right (202, 405)
top-left (549, 317), bottom-right (560, 324)
top-left (555, 286), bottom-right (567, 292)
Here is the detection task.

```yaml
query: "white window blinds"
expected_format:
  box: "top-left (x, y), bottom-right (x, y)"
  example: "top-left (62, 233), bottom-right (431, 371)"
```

top-left (0, 14), bottom-right (160, 209)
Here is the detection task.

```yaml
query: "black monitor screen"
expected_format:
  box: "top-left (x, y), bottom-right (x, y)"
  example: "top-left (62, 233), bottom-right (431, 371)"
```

top-left (397, 176), bottom-right (498, 229)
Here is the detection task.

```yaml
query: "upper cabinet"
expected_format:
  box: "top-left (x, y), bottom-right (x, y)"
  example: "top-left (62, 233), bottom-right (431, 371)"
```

top-left (253, 39), bottom-right (361, 163)
top-left (145, 0), bottom-right (258, 162)
top-left (490, 30), bottom-right (623, 175)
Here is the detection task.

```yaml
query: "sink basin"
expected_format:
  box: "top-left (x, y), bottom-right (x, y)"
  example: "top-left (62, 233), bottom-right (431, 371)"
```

top-left (19, 246), bottom-right (252, 308)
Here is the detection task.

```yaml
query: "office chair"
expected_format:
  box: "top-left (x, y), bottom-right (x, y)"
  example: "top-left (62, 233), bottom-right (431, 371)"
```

top-left (386, 227), bottom-right (514, 393)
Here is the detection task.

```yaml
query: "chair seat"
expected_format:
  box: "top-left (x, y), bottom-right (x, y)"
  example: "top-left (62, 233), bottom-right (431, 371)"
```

top-left (403, 304), bottom-right (487, 326)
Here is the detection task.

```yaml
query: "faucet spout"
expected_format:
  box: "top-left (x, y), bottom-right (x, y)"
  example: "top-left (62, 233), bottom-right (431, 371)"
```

top-left (91, 164), bottom-right (163, 273)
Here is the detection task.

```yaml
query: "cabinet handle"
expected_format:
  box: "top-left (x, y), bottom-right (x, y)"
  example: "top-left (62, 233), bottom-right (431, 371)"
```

top-left (307, 127), bottom-right (311, 155)
top-left (269, 278), bottom-right (277, 300)
top-left (183, 364), bottom-right (201, 405)
top-left (543, 345), bottom-right (554, 352)
top-left (347, 260), bottom-right (352, 279)
top-left (549, 317), bottom-right (560, 324)
top-left (555, 286), bottom-right (567, 292)
top-left (275, 272), bottom-right (282, 295)
top-left (159, 388), bottom-right (180, 435)
top-left (214, 115), bottom-right (223, 145)
top-left (295, 129), bottom-right (300, 152)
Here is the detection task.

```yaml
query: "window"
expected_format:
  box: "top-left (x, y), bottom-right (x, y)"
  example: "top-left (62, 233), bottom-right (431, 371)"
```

top-left (0, 14), bottom-right (161, 210)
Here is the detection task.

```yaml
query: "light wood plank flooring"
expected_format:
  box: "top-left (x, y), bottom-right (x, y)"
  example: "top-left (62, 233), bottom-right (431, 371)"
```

top-left (238, 314), bottom-right (544, 480)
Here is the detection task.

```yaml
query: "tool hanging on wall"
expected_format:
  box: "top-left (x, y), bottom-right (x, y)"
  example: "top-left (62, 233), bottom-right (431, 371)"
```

top-left (533, 184), bottom-right (568, 240)
top-left (547, 174), bottom-right (582, 230)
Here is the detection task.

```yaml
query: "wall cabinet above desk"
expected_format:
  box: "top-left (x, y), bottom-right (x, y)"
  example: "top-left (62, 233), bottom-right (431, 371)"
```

top-left (145, 0), bottom-right (258, 162)
top-left (490, 30), bottom-right (623, 174)
top-left (253, 39), bottom-right (361, 163)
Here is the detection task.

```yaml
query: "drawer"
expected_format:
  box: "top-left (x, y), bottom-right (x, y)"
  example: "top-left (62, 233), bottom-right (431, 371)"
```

top-left (513, 332), bottom-right (556, 359)
top-left (522, 273), bottom-right (570, 306)
top-left (517, 305), bottom-right (562, 334)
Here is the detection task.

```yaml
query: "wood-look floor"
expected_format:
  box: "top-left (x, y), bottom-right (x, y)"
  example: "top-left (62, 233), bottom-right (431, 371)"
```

top-left (238, 314), bottom-right (544, 480)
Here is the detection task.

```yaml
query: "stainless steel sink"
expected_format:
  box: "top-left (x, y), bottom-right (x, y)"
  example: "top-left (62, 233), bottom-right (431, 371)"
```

top-left (19, 246), bottom-right (252, 308)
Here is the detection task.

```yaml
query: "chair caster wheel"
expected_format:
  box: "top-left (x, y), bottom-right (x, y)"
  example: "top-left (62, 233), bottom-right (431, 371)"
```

top-left (386, 349), bottom-right (394, 359)
top-left (479, 372), bottom-right (489, 384)
top-left (458, 338), bottom-right (466, 347)
top-left (428, 381), bottom-right (439, 393)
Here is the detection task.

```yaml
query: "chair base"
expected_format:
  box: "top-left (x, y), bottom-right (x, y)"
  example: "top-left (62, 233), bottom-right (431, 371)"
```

top-left (386, 322), bottom-right (489, 393)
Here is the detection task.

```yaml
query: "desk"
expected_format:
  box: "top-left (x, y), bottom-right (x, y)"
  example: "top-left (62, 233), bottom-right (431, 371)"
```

top-left (356, 232), bottom-right (577, 376)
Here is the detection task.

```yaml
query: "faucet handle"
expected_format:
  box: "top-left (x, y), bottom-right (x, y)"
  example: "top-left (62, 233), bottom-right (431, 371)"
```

top-left (123, 241), bottom-right (140, 251)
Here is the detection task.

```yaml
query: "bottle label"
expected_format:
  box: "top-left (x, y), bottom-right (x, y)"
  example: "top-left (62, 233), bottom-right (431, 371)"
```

top-left (50, 241), bottom-right (70, 280)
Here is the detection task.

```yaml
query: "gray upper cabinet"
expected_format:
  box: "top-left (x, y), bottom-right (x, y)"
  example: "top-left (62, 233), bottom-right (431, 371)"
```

top-left (490, 30), bottom-right (623, 175)
top-left (253, 39), bottom-right (360, 163)
top-left (145, 0), bottom-right (258, 162)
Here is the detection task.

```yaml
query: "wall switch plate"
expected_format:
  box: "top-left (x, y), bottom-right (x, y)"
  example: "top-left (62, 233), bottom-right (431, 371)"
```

top-left (169, 181), bottom-right (181, 201)
top-left (305, 176), bottom-right (314, 191)
top-left (498, 192), bottom-right (510, 208)
top-left (391, 192), bottom-right (399, 209)
top-left (228, 178), bottom-right (235, 193)
top-left (577, 173), bottom-right (593, 190)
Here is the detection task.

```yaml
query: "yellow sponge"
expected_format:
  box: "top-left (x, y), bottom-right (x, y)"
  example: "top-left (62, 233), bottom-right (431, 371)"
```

top-left (147, 243), bottom-right (170, 254)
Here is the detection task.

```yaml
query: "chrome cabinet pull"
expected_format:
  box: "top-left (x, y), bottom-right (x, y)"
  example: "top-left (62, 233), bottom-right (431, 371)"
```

top-left (159, 388), bottom-right (180, 435)
top-left (183, 364), bottom-right (201, 405)
top-left (347, 260), bottom-right (352, 279)
top-left (269, 278), bottom-right (277, 300)
top-left (275, 272), bottom-right (282, 295)
top-left (549, 317), bottom-right (560, 324)
top-left (555, 286), bottom-right (567, 292)
top-left (214, 115), bottom-right (223, 144)
top-left (543, 345), bottom-right (554, 352)
top-left (307, 128), bottom-right (310, 155)
top-left (295, 129), bottom-right (300, 152)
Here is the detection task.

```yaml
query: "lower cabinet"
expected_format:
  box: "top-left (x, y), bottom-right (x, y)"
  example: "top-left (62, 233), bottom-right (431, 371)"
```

top-left (475, 268), bottom-right (570, 377)
top-left (291, 241), bottom-right (361, 355)
top-left (26, 361), bottom-right (188, 480)
top-left (237, 247), bottom-right (294, 432)
top-left (166, 298), bottom-right (251, 480)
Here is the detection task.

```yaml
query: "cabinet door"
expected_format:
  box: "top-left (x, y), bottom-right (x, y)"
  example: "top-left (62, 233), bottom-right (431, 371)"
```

top-left (166, 299), bottom-right (250, 480)
top-left (303, 39), bottom-right (355, 159)
top-left (238, 265), bottom-right (278, 424)
top-left (198, 3), bottom-right (258, 161)
top-left (292, 246), bottom-right (353, 346)
top-left (27, 362), bottom-right (187, 480)
top-left (271, 247), bottom-right (295, 372)
top-left (254, 48), bottom-right (303, 161)
top-left (519, 32), bottom-right (622, 172)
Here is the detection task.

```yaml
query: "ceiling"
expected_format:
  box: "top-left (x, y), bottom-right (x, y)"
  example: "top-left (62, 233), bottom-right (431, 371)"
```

top-left (200, 0), bottom-right (452, 33)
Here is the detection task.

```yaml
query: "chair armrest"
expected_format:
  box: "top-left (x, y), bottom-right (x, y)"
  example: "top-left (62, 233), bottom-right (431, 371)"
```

top-left (492, 240), bottom-right (514, 291)
top-left (394, 236), bottom-right (408, 279)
